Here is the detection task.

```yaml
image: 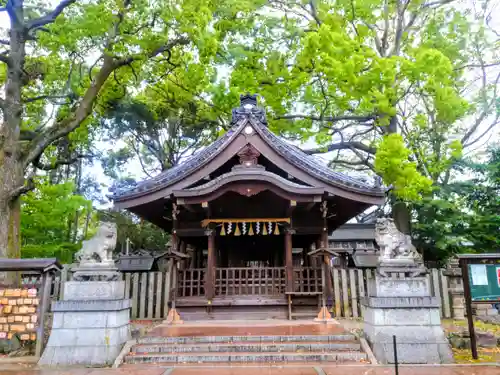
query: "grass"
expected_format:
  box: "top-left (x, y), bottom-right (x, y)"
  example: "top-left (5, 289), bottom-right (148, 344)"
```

top-left (441, 319), bottom-right (500, 363)
top-left (441, 319), bottom-right (500, 335)
top-left (452, 347), bottom-right (500, 363)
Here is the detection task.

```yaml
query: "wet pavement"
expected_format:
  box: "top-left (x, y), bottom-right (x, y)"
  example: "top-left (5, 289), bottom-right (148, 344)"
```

top-left (0, 365), bottom-right (499, 375)
top-left (148, 321), bottom-right (347, 337)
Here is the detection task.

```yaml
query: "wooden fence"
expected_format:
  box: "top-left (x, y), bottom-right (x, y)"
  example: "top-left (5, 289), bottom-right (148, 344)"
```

top-left (51, 266), bottom-right (457, 320)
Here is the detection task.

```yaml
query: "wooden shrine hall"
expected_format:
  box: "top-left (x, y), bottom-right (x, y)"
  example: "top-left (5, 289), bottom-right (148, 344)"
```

top-left (111, 94), bottom-right (386, 320)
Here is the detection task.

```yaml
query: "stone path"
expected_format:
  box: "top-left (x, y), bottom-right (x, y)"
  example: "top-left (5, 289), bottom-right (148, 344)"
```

top-left (1, 365), bottom-right (499, 375)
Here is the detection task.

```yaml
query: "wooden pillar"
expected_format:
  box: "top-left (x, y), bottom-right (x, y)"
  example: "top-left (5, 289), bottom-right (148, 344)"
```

top-left (179, 241), bottom-right (187, 269)
top-left (189, 245), bottom-right (196, 269)
top-left (285, 228), bottom-right (295, 293)
top-left (321, 230), bottom-right (333, 298)
top-left (205, 229), bottom-right (215, 300)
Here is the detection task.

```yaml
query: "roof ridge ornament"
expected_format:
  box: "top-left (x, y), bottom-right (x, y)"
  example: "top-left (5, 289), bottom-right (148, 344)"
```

top-left (231, 93), bottom-right (268, 126)
top-left (240, 93), bottom-right (258, 107)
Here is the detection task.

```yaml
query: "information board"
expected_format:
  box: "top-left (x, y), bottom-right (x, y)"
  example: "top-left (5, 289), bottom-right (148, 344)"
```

top-left (468, 264), bottom-right (500, 302)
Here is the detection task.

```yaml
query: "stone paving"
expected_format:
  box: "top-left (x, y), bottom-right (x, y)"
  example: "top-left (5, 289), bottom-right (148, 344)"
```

top-left (1, 365), bottom-right (499, 375)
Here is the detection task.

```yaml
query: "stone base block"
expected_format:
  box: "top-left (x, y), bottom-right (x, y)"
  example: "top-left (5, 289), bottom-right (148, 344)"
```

top-left (39, 281), bottom-right (131, 367)
top-left (64, 281), bottom-right (125, 300)
top-left (363, 304), bottom-right (453, 364)
top-left (39, 312), bottom-right (130, 366)
top-left (369, 340), bottom-right (453, 364)
top-left (40, 344), bottom-right (123, 366)
top-left (368, 275), bottom-right (430, 297)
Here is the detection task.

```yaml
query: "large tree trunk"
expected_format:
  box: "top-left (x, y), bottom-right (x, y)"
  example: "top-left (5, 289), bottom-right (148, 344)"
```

top-left (387, 114), bottom-right (412, 235)
top-left (0, 161), bottom-right (24, 285)
top-left (392, 200), bottom-right (411, 235)
top-left (0, 4), bottom-right (26, 284)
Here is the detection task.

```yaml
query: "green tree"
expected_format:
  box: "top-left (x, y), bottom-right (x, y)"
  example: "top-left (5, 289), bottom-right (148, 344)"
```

top-left (413, 146), bottom-right (500, 263)
top-left (101, 96), bottom-right (221, 178)
top-left (106, 210), bottom-right (170, 255)
top-left (21, 180), bottom-right (93, 263)
top-left (0, 0), bottom-right (262, 263)
top-left (218, 0), bottom-right (499, 232)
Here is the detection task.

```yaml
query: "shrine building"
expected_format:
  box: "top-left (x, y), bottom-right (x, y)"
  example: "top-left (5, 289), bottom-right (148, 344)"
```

top-left (111, 95), bottom-right (386, 319)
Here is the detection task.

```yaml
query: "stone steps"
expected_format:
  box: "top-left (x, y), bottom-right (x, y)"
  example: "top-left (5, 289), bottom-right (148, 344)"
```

top-left (125, 351), bottom-right (367, 364)
top-left (139, 334), bottom-right (356, 344)
top-left (124, 334), bottom-right (367, 364)
top-left (132, 341), bottom-right (361, 354)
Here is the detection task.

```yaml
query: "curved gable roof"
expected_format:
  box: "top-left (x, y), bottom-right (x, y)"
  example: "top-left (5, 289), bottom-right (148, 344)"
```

top-left (111, 96), bottom-right (385, 204)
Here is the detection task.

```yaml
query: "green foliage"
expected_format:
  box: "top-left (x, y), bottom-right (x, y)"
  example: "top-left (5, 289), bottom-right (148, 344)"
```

top-left (104, 211), bottom-right (170, 254)
top-left (101, 95), bottom-right (222, 178)
top-left (21, 181), bottom-right (93, 263)
top-left (217, 0), bottom-right (494, 207)
top-left (413, 146), bottom-right (500, 263)
top-left (375, 134), bottom-right (433, 200)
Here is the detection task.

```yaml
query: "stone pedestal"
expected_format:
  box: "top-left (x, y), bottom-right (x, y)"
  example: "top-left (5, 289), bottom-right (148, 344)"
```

top-left (362, 269), bottom-right (454, 364)
top-left (443, 266), bottom-right (465, 320)
top-left (39, 281), bottom-right (131, 366)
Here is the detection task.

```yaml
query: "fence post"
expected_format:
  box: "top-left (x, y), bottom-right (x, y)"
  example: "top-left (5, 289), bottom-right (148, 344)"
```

top-left (393, 335), bottom-right (399, 375)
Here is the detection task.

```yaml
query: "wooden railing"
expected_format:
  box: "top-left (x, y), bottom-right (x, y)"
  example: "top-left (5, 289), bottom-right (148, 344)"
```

top-left (177, 268), bottom-right (206, 297)
top-left (292, 267), bottom-right (322, 293)
top-left (215, 267), bottom-right (286, 296)
top-left (53, 265), bottom-right (463, 320)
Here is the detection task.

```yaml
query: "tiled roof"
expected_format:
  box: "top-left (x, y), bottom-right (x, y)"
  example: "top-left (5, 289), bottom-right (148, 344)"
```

top-left (111, 98), bottom-right (384, 201)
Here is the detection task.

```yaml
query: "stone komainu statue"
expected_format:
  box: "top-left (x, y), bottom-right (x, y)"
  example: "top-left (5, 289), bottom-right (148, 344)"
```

top-left (75, 221), bottom-right (117, 265)
top-left (374, 218), bottom-right (422, 262)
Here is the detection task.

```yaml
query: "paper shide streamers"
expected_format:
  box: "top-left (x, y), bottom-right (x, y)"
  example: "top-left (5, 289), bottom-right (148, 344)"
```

top-left (218, 221), bottom-right (283, 236)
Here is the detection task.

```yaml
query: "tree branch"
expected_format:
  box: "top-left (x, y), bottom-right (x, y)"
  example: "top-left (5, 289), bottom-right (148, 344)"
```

top-left (114, 37), bottom-right (190, 67)
top-left (32, 153), bottom-right (91, 171)
top-left (423, 0), bottom-right (457, 8)
top-left (302, 141), bottom-right (376, 155)
top-left (276, 114), bottom-right (376, 123)
top-left (9, 177), bottom-right (35, 202)
top-left (26, 0), bottom-right (76, 31)
top-left (22, 55), bottom-right (117, 168)
top-left (24, 93), bottom-right (76, 103)
top-left (0, 50), bottom-right (10, 65)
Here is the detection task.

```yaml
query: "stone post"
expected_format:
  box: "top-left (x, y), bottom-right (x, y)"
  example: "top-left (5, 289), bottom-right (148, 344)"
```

top-left (361, 218), bottom-right (454, 364)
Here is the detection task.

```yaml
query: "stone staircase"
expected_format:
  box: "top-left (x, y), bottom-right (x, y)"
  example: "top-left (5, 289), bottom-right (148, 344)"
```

top-left (124, 333), bottom-right (368, 365)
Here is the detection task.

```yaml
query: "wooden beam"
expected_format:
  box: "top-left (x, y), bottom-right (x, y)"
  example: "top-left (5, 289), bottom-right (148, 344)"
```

top-left (176, 228), bottom-right (206, 237)
top-left (287, 200), bottom-right (297, 217)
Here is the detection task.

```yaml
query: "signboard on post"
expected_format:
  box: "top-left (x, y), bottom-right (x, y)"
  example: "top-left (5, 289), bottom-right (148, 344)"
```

top-left (458, 254), bottom-right (500, 360)
top-left (468, 263), bottom-right (500, 302)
